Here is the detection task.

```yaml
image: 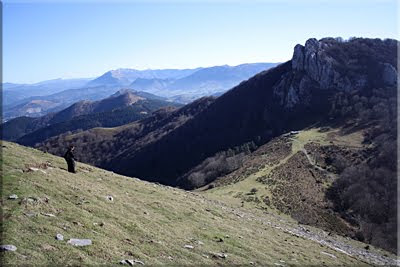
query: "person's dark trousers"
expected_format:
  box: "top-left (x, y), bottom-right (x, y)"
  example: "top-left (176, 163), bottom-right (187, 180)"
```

top-left (67, 160), bottom-right (76, 173)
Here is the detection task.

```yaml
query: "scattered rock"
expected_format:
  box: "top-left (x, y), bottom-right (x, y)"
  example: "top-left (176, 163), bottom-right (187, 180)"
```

top-left (73, 221), bottom-right (84, 227)
top-left (56, 234), bottom-right (64, 241)
top-left (40, 170), bottom-right (47, 174)
top-left (202, 254), bottom-right (209, 259)
top-left (149, 240), bottom-right (162, 244)
top-left (67, 239), bottom-right (92, 246)
top-left (120, 260), bottom-right (133, 265)
top-left (120, 259), bottom-right (144, 265)
top-left (41, 244), bottom-right (56, 251)
top-left (8, 194), bottom-right (18, 200)
top-left (184, 245), bottom-right (194, 249)
top-left (273, 263), bottom-right (284, 266)
top-left (0, 245), bottom-right (17, 252)
top-left (29, 167), bottom-right (39, 172)
top-left (24, 212), bottom-right (37, 217)
top-left (225, 235), bottom-right (230, 238)
top-left (213, 253), bottom-right (227, 259)
top-left (196, 240), bottom-right (204, 245)
top-left (215, 237), bottom-right (224, 242)
top-left (249, 262), bottom-right (255, 265)
top-left (42, 213), bottom-right (56, 217)
top-left (320, 251), bottom-right (337, 258)
top-left (364, 245), bottom-right (370, 250)
top-left (106, 195), bottom-right (114, 201)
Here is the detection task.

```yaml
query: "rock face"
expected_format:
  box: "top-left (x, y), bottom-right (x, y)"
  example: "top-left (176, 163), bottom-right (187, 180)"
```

top-left (382, 63), bottom-right (398, 86)
top-left (274, 37), bottom-right (398, 110)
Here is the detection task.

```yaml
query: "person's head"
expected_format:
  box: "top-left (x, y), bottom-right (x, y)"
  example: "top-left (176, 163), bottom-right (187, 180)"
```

top-left (69, 145), bottom-right (75, 151)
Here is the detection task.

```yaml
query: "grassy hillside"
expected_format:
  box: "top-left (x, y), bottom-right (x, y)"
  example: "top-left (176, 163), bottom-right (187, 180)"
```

top-left (1, 141), bottom-right (396, 266)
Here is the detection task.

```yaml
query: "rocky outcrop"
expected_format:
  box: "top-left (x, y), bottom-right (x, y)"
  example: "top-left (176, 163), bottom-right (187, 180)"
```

top-left (274, 37), bottom-right (397, 110)
top-left (382, 63), bottom-right (398, 86)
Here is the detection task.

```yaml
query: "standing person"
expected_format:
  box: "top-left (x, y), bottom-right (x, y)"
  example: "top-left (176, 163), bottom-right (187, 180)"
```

top-left (64, 145), bottom-right (76, 173)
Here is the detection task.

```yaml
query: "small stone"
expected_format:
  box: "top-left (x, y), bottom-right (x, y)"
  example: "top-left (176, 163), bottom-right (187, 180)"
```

top-left (202, 254), bottom-right (209, 258)
top-left (73, 221), bottom-right (84, 227)
top-left (29, 167), bottom-right (39, 172)
top-left (42, 213), bottom-right (56, 217)
top-left (250, 262), bottom-right (255, 265)
top-left (67, 239), bottom-right (92, 246)
top-left (225, 235), bottom-right (230, 238)
top-left (184, 245), bottom-right (194, 249)
top-left (0, 245), bottom-right (17, 252)
top-left (320, 251), bottom-right (337, 258)
top-left (56, 234), bottom-right (64, 241)
top-left (106, 195), bottom-right (114, 201)
top-left (40, 170), bottom-right (47, 174)
top-left (41, 244), bottom-right (56, 251)
top-left (24, 212), bottom-right (37, 217)
top-left (213, 253), bottom-right (227, 259)
top-left (8, 194), bottom-right (18, 200)
top-left (196, 240), bottom-right (204, 245)
top-left (120, 259), bottom-right (144, 265)
top-left (167, 256), bottom-right (173, 260)
top-left (120, 260), bottom-right (131, 265)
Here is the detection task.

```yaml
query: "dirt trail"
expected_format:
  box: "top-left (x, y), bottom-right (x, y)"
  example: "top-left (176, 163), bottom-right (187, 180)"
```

top-left (290, 137), bottom-right (337, 180)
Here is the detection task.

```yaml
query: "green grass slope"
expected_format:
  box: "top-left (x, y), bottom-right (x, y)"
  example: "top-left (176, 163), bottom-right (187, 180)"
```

top-left (1, 141), bottom-right (396, 266)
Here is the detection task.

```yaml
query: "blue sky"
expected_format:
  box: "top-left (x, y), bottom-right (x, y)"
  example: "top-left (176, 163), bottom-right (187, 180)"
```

top-left (4, 0), bottom-right (398, 83)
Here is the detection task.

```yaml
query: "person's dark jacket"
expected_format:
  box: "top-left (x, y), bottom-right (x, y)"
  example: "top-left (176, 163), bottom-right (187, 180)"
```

top-left (64, 149), bottom-right (75, 162)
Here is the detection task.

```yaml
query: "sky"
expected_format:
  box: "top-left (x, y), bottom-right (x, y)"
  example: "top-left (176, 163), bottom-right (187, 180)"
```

top-left (4, 0), bottom-right (398, 84)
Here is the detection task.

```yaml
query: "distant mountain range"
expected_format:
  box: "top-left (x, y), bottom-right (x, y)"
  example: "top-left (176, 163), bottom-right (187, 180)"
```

top-left (3, 63), bottom-right (277, 120)
top-left (2, 90), bottom-right (181, 144)
top-left (3, 78), bottom-right (93, 107)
